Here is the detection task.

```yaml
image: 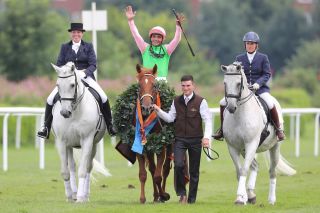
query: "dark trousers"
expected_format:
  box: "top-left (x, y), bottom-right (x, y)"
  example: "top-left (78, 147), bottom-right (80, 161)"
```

top-left (174, 137), bottom-right (202, 203)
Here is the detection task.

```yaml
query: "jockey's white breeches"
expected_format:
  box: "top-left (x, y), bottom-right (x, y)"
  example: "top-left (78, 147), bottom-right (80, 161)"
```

top-left (47, 76), bottom-right (108, 105)
top-left (219, 92), bottom-right (275, 109)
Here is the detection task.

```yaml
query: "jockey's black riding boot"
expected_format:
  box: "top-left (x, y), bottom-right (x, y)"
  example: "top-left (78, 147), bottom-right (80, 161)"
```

top-left (102, 100), bottom-right (117, 136)
top-left (270, 106), bottom-right (285, 141)
top-left (37, 103), bottom-right (53, 139)
top-left (213, 105), bottom-right (225, 141)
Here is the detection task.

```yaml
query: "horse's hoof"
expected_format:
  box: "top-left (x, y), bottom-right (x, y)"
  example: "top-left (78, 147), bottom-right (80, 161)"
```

top-left (234, 200), bottom-right (246, 205)
top-left (140, 198), bottom-right (146, 204)
top-left (160, 192), bottom-right (170, 202)
top-left (76, 196), bottom-right (88, 203)
top-left (72, 192), bottom-right (77, 201)
top-left (248, 196), bottom-right (256, 204)
top-left (66, 197), bottom-right (75, 203)
top-left (268, 200), bottom-right (276, 205)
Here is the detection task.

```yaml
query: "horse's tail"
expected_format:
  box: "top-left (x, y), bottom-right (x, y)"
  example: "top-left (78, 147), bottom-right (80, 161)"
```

top-left (263, 152), bottom-right (296, 176)
top-left (73, 149), bottom-right (111, 181)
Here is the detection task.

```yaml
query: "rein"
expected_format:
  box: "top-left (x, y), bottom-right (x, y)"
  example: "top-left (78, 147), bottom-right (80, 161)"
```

top-left (136, 72), bottom-right (161, 145)
top-left (203, 147), bottom-right (219, 160)
top-left (57, 71), bottom-right (85, 110)
top-left (136, 92), bottom-right (161, 144)
top-left (224, 72), bottom-right (254, 106)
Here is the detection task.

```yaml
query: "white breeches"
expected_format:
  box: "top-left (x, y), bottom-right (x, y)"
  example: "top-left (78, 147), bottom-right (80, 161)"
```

top-left (219, 92), bottom-right (275, 109)
top-left (47, 76), bottom-right (108, 105)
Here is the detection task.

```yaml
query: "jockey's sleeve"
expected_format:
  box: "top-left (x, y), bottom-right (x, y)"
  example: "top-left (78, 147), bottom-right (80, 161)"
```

top-left (165, 24), bottom-right (182, 55)
top-left (128, 19), bottom-right (148, 53)
top-left (200, 99), bottom-right (212, 140)
top-left (85, 43), bottom-right (97, 76)
top-left (255, 55), bottom-right (271, 86)
top-left (156, 101), bottom-right (176, 123)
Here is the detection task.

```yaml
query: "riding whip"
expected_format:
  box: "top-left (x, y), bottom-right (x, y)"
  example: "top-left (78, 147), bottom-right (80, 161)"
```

top-left (172, 9), bottom-right (195, 57)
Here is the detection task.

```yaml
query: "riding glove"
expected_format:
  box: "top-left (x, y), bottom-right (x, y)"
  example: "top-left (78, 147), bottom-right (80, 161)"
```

top-left (252, 83), bottom-right (260, 90)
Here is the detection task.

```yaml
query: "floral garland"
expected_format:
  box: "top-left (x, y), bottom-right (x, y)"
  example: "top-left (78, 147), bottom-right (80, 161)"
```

top-left (112, 81), bottom-right (176, 154)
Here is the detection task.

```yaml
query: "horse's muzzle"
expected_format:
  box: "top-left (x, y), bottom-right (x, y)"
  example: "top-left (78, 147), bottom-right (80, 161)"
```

top-left (227, 106), bottom-right (237, 114)
top-left (60, 109), bottom-right (72, 118)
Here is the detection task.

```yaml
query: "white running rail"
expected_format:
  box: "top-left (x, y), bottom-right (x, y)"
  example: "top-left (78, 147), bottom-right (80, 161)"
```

top-left (1, 107), bottom-right (320, 171)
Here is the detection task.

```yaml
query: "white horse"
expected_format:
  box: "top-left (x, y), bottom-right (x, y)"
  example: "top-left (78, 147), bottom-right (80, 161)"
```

top-left (51, 62), bottom-right (107, 203)
top-left (221, 62), bottom-right (296, 205)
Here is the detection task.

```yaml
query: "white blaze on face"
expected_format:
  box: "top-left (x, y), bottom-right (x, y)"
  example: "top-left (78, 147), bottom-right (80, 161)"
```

top-left (145, 79), bottom-right (148, 84)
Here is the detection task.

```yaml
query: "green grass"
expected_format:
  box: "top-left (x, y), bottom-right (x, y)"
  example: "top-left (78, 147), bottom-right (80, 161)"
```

top-left (0, 136), bottom-right (319, 213)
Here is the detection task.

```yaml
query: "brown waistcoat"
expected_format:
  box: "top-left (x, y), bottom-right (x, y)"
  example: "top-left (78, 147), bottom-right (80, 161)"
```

top-left (174, 94), bottom-right (204, 138)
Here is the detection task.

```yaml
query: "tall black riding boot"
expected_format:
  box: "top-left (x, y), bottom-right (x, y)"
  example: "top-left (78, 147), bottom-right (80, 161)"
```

top-left (37, 103), bottom-right (53, 139)
top-left (102, 100), bottom-right (117, 136)
top-left (212, 105), bottom-right (225, 141)
top-left (270, 106), bottom-right (285, 141)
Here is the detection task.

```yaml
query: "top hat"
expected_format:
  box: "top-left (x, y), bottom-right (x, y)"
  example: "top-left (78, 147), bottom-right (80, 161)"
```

top-left (68, 23), bottom-right (86, 32)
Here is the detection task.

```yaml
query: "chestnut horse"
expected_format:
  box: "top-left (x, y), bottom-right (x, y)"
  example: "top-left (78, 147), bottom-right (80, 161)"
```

top-left (134, 64), bottom-right (173, 203)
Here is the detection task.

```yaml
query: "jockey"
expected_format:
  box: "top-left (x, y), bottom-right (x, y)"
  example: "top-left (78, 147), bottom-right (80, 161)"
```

top-left (125, 5), bottom-right (184, 81)
top-left (37, 23), bottom-right (116, 140)
top-left (213, 31), bottom-right (285, 142)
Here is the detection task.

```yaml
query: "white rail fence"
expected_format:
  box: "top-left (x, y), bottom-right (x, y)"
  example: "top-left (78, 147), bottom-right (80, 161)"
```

top-left (1, 107), bottom-right (320, 171)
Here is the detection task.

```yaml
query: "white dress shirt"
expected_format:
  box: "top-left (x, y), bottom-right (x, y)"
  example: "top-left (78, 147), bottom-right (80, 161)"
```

top-left (72, 41), bottom-right (81, 54)
top-left (156, 92), bottom-right (212, 140)
top-left (246, 51), bottom-right (256, 64)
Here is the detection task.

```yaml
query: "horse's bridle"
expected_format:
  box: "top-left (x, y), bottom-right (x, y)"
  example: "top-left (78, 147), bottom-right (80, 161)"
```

top-left (224, 72), bottom-right (254, 106)
top-left (57, 66), bottom-right (85, 110)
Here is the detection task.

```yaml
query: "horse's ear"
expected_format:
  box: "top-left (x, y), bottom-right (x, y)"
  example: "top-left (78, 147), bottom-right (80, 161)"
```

top-left (221, 65), bottom-right (227, 73)
top-left (152, 64), bottom-right (157, 75)
top-left (71, 64), bottom-right (75, 72)
top-left (51, 63), bottom-right (60, 73)
top-left (136, 64), bottom-right (141, 73)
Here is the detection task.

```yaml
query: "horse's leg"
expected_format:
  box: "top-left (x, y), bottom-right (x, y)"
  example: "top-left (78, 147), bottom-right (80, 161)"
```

top-left (161, 145), bottom-right (172, 199)
top-left (76, 138), bottom-right (94, 203)
top-left (236, 141), bottom-right (259, 205)
top-left (154, 148), bottom-right (170, 202)
top-left (146, 152), bottom-right (159, 202)
top-left (268, 143), bottom-right (280, 205)
top-left (83, 144), bottom-right (97, 202)
top-left (137, 154), bottom-right (147, 204)
top-left (56, 141), bottom-right (72, 202)
top-left (227, 145), bottom-right (244, 205)
top-left (247, 157), bottom-right (258, 204)
top-left (68, 148), bottom-right (77, 201)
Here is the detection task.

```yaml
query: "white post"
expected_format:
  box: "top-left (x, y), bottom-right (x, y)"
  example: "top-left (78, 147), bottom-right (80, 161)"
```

top-left (35, 115), bottom-right (43, 149)
top-left (91, 2), bottom-right (97, 63)
top-left (295, 114), bottom-right (301, 157)
top-left (39, 138), bottom-right (45, 169)
top-left (207, 112), bottom-right (215, 162)
top-left (315, 113), bottom-right (319, 157)
top-left (290, 114), bottom-right (295, 141)
top-left (3, 113), bottom-right (10, 171)
top-left (15, 115), bottom-right (21, 149)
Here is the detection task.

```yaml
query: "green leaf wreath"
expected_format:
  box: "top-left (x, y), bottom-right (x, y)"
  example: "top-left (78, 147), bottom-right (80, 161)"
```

top-left (112, 81), bottom-right (176, 154)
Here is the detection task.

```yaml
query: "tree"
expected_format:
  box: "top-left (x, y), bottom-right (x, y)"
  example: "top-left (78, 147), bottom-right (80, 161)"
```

top-left (0, 0), bottom-right (67, 81)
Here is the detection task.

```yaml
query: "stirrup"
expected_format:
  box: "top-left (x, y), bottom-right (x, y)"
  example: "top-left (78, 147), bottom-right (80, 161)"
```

top-left (107, 125), bottom-right (117, 136)
top-left (212, 128), bottom-right (224, 141)
top-left (37, 126), bottom-right (49, 139)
